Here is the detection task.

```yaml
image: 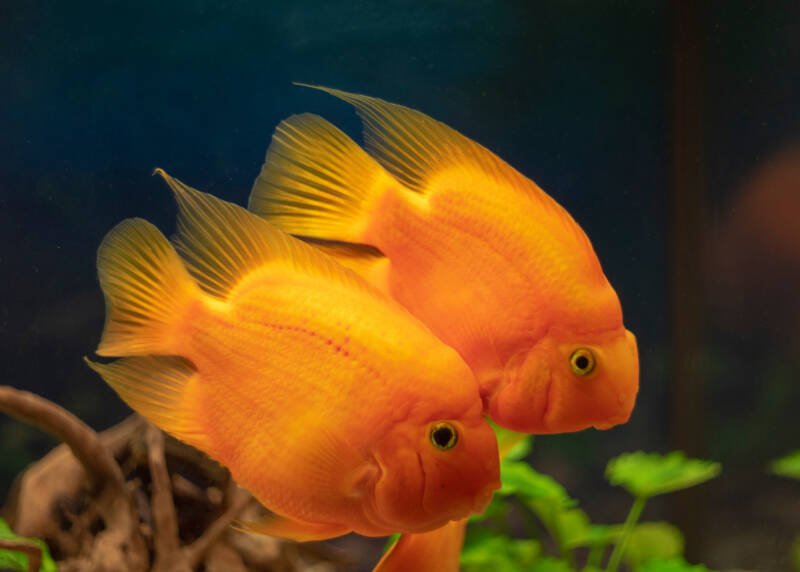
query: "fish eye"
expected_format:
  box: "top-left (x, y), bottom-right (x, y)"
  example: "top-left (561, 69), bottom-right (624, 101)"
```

top-left (569, 348), bottom-right (596, 376)
top-left (429, 422), bottom-right (458, 450)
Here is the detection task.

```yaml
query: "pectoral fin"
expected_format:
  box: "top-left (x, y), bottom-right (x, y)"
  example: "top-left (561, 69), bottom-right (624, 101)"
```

top-left (305, 240), bottom-right (391, 293)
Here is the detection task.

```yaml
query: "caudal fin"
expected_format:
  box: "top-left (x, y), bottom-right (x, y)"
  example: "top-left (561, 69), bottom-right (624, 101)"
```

top-left (95, 218), bottom-right (200, 357)
top-left (248, 113), bottom-right (396, 245)
top-left (85, 355), bottom-right (208, 450)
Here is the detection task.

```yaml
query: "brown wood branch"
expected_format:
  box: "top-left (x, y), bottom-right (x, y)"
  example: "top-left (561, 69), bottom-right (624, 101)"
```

top-left (0, 386), bottom-right (148, 571)
top-left (183, 483), bottom-right (254, 568)
top-left (0, 386), bottom-right (126, 494)
top-left (145, 424), bottom-right (182, 572)
top-left (171, 473), bottom-right (210, 504)
top-left (0, 538), bottom-right (41, 572)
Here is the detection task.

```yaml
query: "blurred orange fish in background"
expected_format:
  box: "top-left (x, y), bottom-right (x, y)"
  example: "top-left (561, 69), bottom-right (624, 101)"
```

top-left (706, 145), bottom-right (800, 350)
top-left (249, 86), bottom-right (639, 435)
top-left (85, 170), bottom-right (500, 541)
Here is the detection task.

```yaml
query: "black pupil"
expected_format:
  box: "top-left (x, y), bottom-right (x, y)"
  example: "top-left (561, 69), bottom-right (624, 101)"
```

top-left (433, 427), bottom-right (453, 448)
top-left (575, 355), bottom-right (590, 370)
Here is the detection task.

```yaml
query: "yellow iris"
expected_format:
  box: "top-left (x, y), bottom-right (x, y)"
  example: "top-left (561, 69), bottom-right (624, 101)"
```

top-left (430, 422), bottom-right (458, 450)
top-left (569, 348), bottom-right (596, 376)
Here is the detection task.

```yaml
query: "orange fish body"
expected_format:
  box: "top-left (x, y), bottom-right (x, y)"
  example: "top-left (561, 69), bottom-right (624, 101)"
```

top-left (249, 87), bottom-right (639, 434)
top-left (86, 171), bottom-right (500, 540)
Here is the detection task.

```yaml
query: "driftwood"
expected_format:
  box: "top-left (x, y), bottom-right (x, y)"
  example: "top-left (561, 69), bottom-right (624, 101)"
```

top-left (0, 385), bottom-right (350, 571)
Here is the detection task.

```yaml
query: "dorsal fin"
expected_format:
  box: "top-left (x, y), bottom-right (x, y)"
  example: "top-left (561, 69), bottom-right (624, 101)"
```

top-left (296, 84), bottom-right (595, 251)
top-left (295, 84), bottom-right (537, 196)
top-left (249, 113), bottom-right (395, 242)
top-left (154, 169), bottom-right (380, 301)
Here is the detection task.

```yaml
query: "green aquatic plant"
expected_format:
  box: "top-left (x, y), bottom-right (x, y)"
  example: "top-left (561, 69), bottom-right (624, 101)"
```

top-left (634, 558), bottom-right (712, 572)
top-left (461, 439), bottom-right (721, 572)
top-left (0, 517), bottom-right (57, 572)
top-left (604, 452), bottom-right (720, 572)
top-left (769, 449), bottom-right (800, 480)
top-left (768, 450), bottom-right (800, 571)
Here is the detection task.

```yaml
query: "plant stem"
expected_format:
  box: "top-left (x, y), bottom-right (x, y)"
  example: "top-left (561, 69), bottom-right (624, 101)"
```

top-left (585, 544), bottom-right (604, 570)
top-left (549, 507), bottom-right (573, 566)
top-left (605, 495), bottom-right (647, 572)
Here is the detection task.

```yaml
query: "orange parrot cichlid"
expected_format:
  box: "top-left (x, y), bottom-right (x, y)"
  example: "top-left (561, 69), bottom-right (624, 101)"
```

top-left (248, 86), bottom-right (639, 435)
top-left (85, 170), bottom-right (500, 541)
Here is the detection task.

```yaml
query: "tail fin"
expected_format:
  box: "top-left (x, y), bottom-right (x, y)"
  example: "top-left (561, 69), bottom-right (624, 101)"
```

top-left (248, 113), bottom-right (395, 244)
top-left (95, 218), bottom-right (200, 357)
top-left (85, 356), bottom-right (208, 450)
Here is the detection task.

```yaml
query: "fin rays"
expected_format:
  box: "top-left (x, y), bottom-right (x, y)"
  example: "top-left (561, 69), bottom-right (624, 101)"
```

top-left (155, 168), bottom-right (380, 301)
top-left (248, 113), bottom-right (392, 243)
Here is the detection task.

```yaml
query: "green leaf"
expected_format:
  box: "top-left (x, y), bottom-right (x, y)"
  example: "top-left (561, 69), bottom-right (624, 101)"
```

top-left (381, 533), bottom-right (401, 554)
top-left (503, 436), bottom-right (533, 461)
top-left (635, 557), bottom-right (715, 572)
top-left (624, 522), bottom-right (684, 567)
top-left (468, 493), bottom-right (509, 523)
top-left (529, 557), bottom-right (573, 571)
top-left (0, 517), bottom-right (58, 572)
top-left (499, 461), bottom-right (575, 509)
top-left (564, 523), bottom-right (621, 549)
top-left (769, 450), bottom-right (800, 480)
top-left (492, 421), bottom-right (533, 461)
top-left (461, 527), bottom-right (540, 572)
top-left (553, 508), bottom-right (591, 548)
top-left (0, 544), bottom-right (28, 571)
top-left (606, 452), bottom-right (721, 498)
top-left (499, 460), bottom-right (577, 549)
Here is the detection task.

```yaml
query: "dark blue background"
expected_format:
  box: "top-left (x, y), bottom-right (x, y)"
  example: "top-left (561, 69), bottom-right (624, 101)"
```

top-left (2, 2), bottom-right (798, 569)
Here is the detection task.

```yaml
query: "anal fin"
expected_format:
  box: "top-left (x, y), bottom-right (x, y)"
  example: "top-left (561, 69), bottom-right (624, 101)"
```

top-left (235, 513), bottom-right (350, 542)
top-left (373, 520), bottom-right (466, 572)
